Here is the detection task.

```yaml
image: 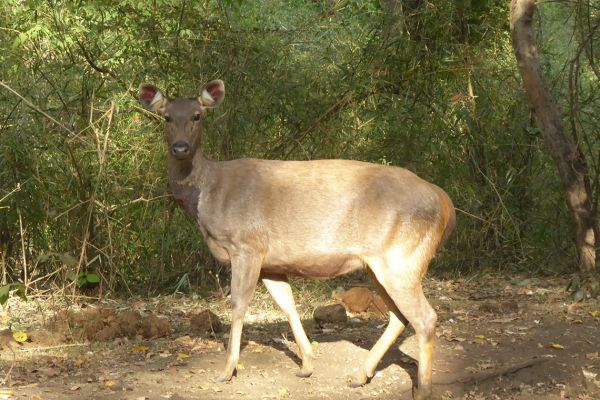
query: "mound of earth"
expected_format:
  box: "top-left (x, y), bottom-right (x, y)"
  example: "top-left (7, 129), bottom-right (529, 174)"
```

top-left (57, 307), bottom-right (172, 341)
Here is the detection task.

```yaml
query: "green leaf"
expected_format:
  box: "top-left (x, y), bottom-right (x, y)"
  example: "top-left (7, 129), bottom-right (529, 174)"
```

top-left (0, 285), bottom-right (10, 307)
top-left (525, 127), bottom-right (540, 136)
top-left (86, 273), bottom-right (100, 283)
top-left (66, 271), bottom-right (78, 281)
top-left (13, 284), bottom-right (26, 301)
top-left (77, 276), bottom-right (87, 287)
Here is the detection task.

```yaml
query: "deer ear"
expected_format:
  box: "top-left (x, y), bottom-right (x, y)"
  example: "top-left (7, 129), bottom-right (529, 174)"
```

top-left (139, 84), bottom-right (167, 113)
top-left (199, 80), bottom-right (225, 108)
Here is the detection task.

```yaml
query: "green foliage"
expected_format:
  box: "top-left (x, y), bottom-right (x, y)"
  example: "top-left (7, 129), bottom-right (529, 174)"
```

top-left (67, 271), bottom-right (100, 288)
top-left (0, 0), bottom-right (598, 295)
top-left (0, 283), bottom-right (26, 308)
top-left (37, 252), bottom-right (78, 266)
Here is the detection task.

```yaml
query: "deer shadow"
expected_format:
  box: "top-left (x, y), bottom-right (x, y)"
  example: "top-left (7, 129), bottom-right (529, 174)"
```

top-left (221, 318), bottom-right (419, 388)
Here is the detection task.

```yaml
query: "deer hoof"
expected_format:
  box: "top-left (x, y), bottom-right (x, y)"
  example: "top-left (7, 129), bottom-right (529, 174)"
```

top-left (214, 374), bottom-right (231, 382)
top-left (295, 366), bottom-right (313, 378)
top-left (413, 386), bottom-right (432, 400)
top-left (346, 370), bottom-right (368, 388)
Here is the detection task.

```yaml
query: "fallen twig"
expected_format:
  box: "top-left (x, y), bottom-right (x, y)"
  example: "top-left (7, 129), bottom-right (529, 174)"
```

top-left (16, 342), bottom-right (88, 353)
top-left (434, 357), bottom-right (548, 385)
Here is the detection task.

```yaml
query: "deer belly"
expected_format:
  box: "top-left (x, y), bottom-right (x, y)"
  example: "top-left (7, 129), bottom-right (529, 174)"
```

top-left (261, 255), bottom-right (365, 280)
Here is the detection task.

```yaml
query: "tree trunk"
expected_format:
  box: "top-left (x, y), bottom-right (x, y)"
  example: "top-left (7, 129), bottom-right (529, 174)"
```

top-left (510, 0), bottom-right (597, 272)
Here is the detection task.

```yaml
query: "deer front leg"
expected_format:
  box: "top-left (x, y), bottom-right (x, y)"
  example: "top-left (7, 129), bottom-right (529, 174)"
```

top-left (262, 273), bottom-right (314, 378)
top-left (215, 253), bottom-right (262, 382)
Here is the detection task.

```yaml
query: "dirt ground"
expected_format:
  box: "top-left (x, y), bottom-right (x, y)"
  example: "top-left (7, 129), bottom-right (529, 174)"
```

top-left (1, 274), bottom-right (599, 400)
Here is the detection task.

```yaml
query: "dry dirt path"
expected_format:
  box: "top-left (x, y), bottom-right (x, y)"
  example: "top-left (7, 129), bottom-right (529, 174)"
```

top-left (1, 275), bottom-right (599, 399)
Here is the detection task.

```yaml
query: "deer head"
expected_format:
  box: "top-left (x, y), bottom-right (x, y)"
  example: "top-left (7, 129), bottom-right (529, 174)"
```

top-left (138, 80), bottom-right (225, 161)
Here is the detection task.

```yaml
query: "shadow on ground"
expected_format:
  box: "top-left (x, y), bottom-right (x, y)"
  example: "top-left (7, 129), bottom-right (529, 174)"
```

top-left (1, 275), bottom-right (599, 399)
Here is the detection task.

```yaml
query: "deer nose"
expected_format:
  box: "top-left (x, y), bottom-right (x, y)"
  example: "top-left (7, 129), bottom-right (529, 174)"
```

top-left (170, 141), bottom-right (190, 158)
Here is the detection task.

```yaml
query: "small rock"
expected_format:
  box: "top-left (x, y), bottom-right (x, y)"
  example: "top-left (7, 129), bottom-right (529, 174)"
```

top-left (313, 304), bottom-right (347, 325)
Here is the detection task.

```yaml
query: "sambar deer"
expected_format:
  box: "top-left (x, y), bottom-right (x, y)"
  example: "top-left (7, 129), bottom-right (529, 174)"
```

top-left (138, 80), bottom-right (455, 400)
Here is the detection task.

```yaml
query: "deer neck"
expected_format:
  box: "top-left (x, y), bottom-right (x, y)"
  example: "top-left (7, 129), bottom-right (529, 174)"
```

top-left (168, 152), bottom-right (206, 219)
top-left (168, 155), bottom-right (194, 182)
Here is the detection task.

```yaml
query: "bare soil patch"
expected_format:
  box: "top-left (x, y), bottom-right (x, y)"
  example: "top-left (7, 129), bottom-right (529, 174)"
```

top-left (1, 275), bottom-right (599, 400)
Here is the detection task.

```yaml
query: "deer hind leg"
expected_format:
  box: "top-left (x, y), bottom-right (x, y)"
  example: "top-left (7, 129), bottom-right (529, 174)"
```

top-left (347, 269), bottom-right (408, 387)
top-left (215, 253), bottom-right (262, 382)
top-left (367, 252), bottom-right (437, 400)
top-left (262, 273), bottom-right (314, 377)
top-left (392, 285), bottom-right (436, 400)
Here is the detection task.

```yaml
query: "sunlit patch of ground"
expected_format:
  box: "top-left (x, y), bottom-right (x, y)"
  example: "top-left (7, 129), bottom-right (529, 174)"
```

top-left (1, 275), bottom-right (599, 399)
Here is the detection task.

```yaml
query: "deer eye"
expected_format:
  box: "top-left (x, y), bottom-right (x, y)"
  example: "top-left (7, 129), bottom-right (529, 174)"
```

top-left (164, 115), bottom-right (172, 123)
top-left (193, 114), bottom-right (201, 121)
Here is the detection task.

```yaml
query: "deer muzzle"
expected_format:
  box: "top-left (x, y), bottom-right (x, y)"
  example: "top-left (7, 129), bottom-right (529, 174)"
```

top-left (170, 141), bottom-right (190, 159)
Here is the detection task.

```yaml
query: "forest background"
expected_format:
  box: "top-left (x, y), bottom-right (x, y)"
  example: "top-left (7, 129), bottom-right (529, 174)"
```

top-left (1, 0), bottom-right (599, 298)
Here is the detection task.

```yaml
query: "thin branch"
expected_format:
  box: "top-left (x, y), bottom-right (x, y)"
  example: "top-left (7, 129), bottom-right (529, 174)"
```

top-left (77, 39), bottom-right (112, 75)
top-left (0, 81), bottom-right (75, 135)
top-left (17, 208), bottom-right (27, 295)
top-left (72, 102), bottom-right (115, 296)
top-left (17, 342), bottom-right (88, 353)
top-left (75, 38), bottom-right (135, 98)
top-left (434, 358), bottom-right (548, 385)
